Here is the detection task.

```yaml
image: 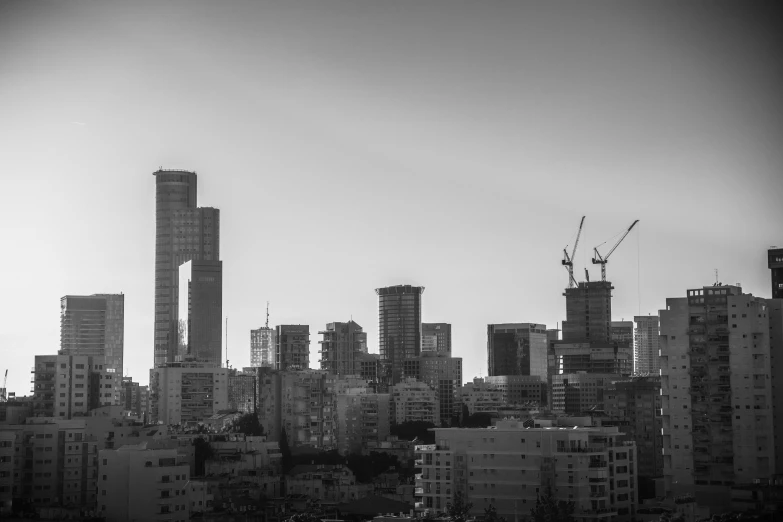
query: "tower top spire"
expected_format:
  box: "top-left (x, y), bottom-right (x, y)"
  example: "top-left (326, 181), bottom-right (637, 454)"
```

top-left (266, 302), bottom-right (269, 329)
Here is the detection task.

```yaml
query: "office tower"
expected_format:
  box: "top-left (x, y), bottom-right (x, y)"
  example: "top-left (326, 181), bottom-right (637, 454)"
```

top-left (149, 362), bottom-right (229, 425)
top-left (422, 323), bottom-right (451, 354)
top-left (604, 376), bottom-right (663, 479)
top-left (633, 315), bottom-right (661, 375)
top-left (318, 320), bottom-right (367, 376)
top-left (250, 327), bottom-right (276, 368)
top-left (32, 355), bottom-right (120, 418)
top-left (99, 445), bottom-right (190, 522)
top-left (769, 248), bottom-right (783, 299)
top-left (486, 323), bottom-right (548, 379)
top-left (60, 294), bottom-right (124, 376)
top-left (660, 285), bottom-right (775, 510)
top-left (562, 281), bottom-right (613, 343)
top-left (414, 420), bottom-right (638, 520)
top-left (275, 325), bottom-right (310, 370)
top-left (376, 285), bottom-right (424, 386)
top-left (153, 170), bottom-right (220, 368)
top-left (228, 368), bottom-right (257, 414)
top-left (418, 353), bottom-right (462, 425)
top-left (177, 259), bottom-right (223, 365)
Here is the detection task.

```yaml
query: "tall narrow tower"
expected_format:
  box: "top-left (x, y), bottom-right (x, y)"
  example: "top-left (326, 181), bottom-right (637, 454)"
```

top-left (376, 285), bottom-right (424, 386)
top-left (153, 170), bottom-right (220, 367)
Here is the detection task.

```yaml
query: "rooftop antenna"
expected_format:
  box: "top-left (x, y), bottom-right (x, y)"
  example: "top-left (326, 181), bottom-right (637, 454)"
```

top-left (714, 269), bottom-right (719, 286)
top-left (225, 316), bottom-right (229, 369)
top-left (266, 302), bottom-right (269, 329)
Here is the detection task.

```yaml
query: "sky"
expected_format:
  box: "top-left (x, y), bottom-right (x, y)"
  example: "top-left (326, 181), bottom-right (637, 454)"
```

top-left (1, 1), bottom-right (781, 396)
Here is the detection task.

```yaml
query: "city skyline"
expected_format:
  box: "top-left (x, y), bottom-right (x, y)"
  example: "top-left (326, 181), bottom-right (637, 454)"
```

top-left (2, 1), bottom-right (782, 395)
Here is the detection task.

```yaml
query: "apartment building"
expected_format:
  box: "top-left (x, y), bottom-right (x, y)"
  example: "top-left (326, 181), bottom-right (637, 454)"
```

top-left (0, 431), bottom-right (14, 515)
top-left (483, 375), bottom-right (545, 407)
top-left (275, 325), bottom-right (311, 371)
top-left (391, 377), bottom-right (440, 426)
top-left (414, 420), bottom-right (637, 521)
top-left (60, 293), bottom-right (124, 378)
top-left (417, 353), bottom-right (462, 426)
top-left (286, 464), bottom-right (370, 503)
top-left (319, 320), bottom-right (368, 376)
top-left (660, 285), bottom-right (777, 511)
top-left (633, 316), bottom-right (661, 375)
top-left (228, 368), bottom-right (256, 414)
top-left (459, 378), bottom-right (506, 416)
top-left (98, 443), bottom-right (190, 522)
top-left (335, 391), bottom-right (392, 455)
top-left (250, 326), bottom-right (276, 368)
top-left (550, 373), bottom-right (618, 414)
top-left (149, 363), bottom-right (229, 425)
top-left (32, 355), bottom-right (120, 418)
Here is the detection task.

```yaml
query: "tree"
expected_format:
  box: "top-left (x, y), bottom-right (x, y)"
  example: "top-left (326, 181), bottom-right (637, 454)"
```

top-left (484, 504), bottom-right (507, 522)
top-left (529, 488), bottom-right (575, 522)
top-left (229, 413), bottom-right (264, 436)
top-left (446, 491), bottom-right (473, 522)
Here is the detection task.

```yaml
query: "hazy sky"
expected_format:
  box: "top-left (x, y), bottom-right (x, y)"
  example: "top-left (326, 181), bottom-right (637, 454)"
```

top-left (1, 1), bottom-right (781, 395)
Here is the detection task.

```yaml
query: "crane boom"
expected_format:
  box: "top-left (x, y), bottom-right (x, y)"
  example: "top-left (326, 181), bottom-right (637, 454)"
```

top-left (570, 216), bottom-right (585, 261)
top-left (591, 219), bottom-right (639, 281)
top-left (561, 216), bottom-right (586, 288)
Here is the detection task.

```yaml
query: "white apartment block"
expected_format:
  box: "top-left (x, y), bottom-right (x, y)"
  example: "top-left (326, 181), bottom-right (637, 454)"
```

top-left (633, 315), bottom-right (660, 375)
top-left (415, 420), bottom-right (637, 522)
top-left (149, 363), bottom-right (229, 425)
top-left (459, 378), bottom-right (506, 415)
top-left (391, 377), bottom-right (440, 426)
top-left (660, 285), bottom-right (776, 511)
top-left (98, 443), bottom-right (190, 522)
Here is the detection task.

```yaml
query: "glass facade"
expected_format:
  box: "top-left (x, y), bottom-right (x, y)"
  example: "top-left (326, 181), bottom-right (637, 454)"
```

top-left (376, 285), bottom-right (424, 386)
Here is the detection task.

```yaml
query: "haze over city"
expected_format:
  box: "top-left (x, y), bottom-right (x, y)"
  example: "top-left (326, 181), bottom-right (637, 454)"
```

top-left (1, 0), bottom-right (782, 397)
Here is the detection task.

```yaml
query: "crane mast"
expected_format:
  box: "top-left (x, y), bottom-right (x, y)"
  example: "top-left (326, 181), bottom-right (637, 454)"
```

top-left (562, 216), bottom-right (586, 288)
top-left (591, 219), bottom-right (639, 281)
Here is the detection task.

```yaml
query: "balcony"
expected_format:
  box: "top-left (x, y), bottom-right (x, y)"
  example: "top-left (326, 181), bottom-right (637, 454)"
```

top-left (588, 461), bottom-right (608, 469)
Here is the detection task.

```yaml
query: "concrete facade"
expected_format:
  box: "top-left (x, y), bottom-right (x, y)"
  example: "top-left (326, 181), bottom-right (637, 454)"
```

top-left (149, 363), bottom-right (229, 425)
top-left (250, 326), bottom-right (276, 368)
top-left (32, 355), bottom-right (120, 418)
top-left (634, 315), bottom-right (661, 375)
top-left (335, 391), bottom-right (391, 455)
top-left (487, 323), bottom-right (548, 379)
top-left (551, 373), bottom-right (619, 414)
top-left (319, 320), bottom-right (368, 376)
top-left (563, 281), bottom-right (614, 344)
top-left (275, 325), bottom-right (310, 371)
top-left (60, 293), bottom-right (124, 378)
top-left (391, 377), bottom-right (440, 426)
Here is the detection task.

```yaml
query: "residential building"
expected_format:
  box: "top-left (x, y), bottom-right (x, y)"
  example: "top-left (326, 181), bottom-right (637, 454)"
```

top-left (32, 355), bottom-right (120, 418)
top-left (391, 378), bottom-right (440, 426)
top-left (0, 430), bottom-right (13, 515)
top-left (120, 377), bottom-right (149, 422)
top-left (459, 378), bottom-right (505, 416)
top-left (418, 353), bottom-right (462, 426)
top-left (250, 326), bottom-right (276, 368)
top-left (551, 343), bottom-right (632, 376)
top-left (149, 363), bottom-right (229, 425)
top-left (633, 315), bottom-right (661, 376)
top-left (60, 294), bottom-right (125, 377)
top-left (178, 259), bottom-right (223, 365)
top-left (611, 321), bottom-right (634, 371)
top-left (153, 169), bottom-right (220, 368)
top-left (487, 323), bottom-right (548, 379)
top-left (483, 375), bottom-right (545, 406)
top-left (357, 352), bottom-right (381, 390)
top-left (377, 285), bottom-right (424, 386)
top-left (562, 281), bottom-right (614, 343)
top-left (660, 285), bottom-right (776, 511)
top-left (414, 420), bottom-right (638, 521)
top-left (550, 373), bottom-right (618, 414)
top-left (768, 248), bottom-right (783, 299)
top-left (335, 391), bottom-right (391, 455)
top-left (768, 299), bottom-right (783, 475)
top-left (422, 323), bottom-right (451, 354)
top-left (603, 376), bottom-right (663, 478)
top-left (319, 320), bottom-right (368, 376)
top-left (98, 443), bottom-right (190, 522)
top-left (228, 368), bottom-right (256, 414)
top-left (285, 464), bottom-right (370, 503)
top-left (275, 325), bottom-right (310, 371)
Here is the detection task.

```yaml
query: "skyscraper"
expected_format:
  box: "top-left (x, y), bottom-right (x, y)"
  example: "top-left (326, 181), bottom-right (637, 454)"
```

top-left (318, 320), bottom-right (367, 376)
top-left (275, 325), bottom-right (310, 371)
top-left (633, 315), bottom-right (660, 375)
top-left (486, 323), bottom-right (548, 379)
top-left (768, 247), bottom-right (783, 299)
top-left (421, 323), bottom-right (451, 354)
top-left (376, 285), bottom-right (424, 386)
top-left (178, 259), bottom-right (223, 365)
top-left (60, 294), bottom-right (124, 376)
top-left (562, 281), bottom-right (613, 343)
top-left (153, 170), bottom-right (220, 368)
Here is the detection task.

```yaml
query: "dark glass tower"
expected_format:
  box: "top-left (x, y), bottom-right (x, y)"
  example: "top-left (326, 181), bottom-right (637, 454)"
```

top-left (376, 285), bottom-right (424, 386)
top-left (768, 248), bottom-right (783, 299)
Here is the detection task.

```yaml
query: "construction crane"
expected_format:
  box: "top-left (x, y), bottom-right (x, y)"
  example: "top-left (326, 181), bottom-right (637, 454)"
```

top-left (1, 369), bottom-right (7, 402)
top-left (562, 216), bottom-right (586, 288)
top-left (591, 219), bottom-right (639, 281)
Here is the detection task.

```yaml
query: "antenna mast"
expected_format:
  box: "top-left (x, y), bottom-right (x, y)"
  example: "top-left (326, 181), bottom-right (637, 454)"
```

top-left (266, 302), bottom-right (269, 329)
top-left (225, 316), bottom-right (229, 369)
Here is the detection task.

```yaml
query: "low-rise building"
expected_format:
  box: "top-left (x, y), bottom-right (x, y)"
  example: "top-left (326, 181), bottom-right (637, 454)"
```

top-left (483, 375), bottom-right (545, 407)
top-left (459, 378), bottom-right (505, 415)
top-left (391, 378), bottom-right (440, 426)
top-left (550, 373), bottom-right (620, 414)
top-left (285, 464), bottom-right (371, 503)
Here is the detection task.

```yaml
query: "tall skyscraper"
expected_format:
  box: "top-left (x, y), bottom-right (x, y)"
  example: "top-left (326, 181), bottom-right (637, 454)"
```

top-left (275, 325), bottom-right (310, 371)
top-left (153, 170), bottom-right (220, 368)
top-left (376, 285), bottom-right (424, 386)
top-left (421, 323), bottom-right (451, 354)
top-left (250, 327), bottom-right (276, 368)
top-left (768, 247), bottom-right (783, 299)
top-left (660, 285), bottom-right (775, 510)
top-left (318, 320), bottom-right (367, 376)
top-left (60, 294), bottom-right (124, 376)
top-left (562, 281), bottom-right (613, 343)
top-left (633, 315), bottom-right (661, 375)
top-left (178, 259), bottom-right (223, 365)
top-left (486, 323), bottom-right (548, 379)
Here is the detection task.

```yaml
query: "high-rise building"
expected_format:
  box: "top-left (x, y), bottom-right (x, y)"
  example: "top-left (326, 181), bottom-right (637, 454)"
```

top-left (633, 315), bottom-right (660, 375)
top-left (60, 294), bottom-right (124, 376)
top-left (660, 285), bottom-right (776, 510)
top-left (228, 368), bottom-right (257, 414)
top-left (335, 391), bottom-right (391, 455)
top-left (376, 285), bottom-right (424, 386)
top-left (422, 323), bottom-right (451, 354)
top-left (414, 420), bottom-right (638, 520)
top-left (149, 362), bottom-right (229, 425)
top-left (318, 320), bottom-right (367, 376)
top-left (487, 323), bottom-right (548, 379)
top-left (32, 355), bottom-right (120, 418)
top-left (275, 325), bottom-right (310, 371)
top-left (768, 248), bottom-right (783, 299)
top-left (153, 170), bottom-right (220, 368)
top-left (562, 281), bottom-right (613, 343)
top-left (250, 327), bottom-right (276, 368)
top-left (418, 353), bottom-right (462, 425)
top-left (177, 259), bottom-right (222, 365)
top-left (768, 299), bottom-right (783, 475)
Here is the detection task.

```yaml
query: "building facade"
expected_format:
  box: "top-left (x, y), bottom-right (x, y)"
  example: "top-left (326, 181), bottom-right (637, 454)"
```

top-left (422, 323), bottom-right (451, 354)
top-left (483, 375), bottom-right (545, 407)
top-left (414, 421), bottom-right (638, 521)
top-left (418, 353), bottom-right (462, 426)
top-left (250, 326), bottom-right (276, 368)
top-left (178, 259), bottom-right (223, 365)
top-left (319, 320), bottom-right (367, 376)
top-left (660, 285), bottom-right (776, 511)
top-left (149, 363), bottom-right (229, 425)
top-left (153, 170), bottom-right (220, 368)
top-left (391, 377), bottom-right (440, 426)
top-left (768, 248), bottom-right (783, 299)
top-left (550, 373), bottom-right (618, 414)
top-left (228, 369), bottom-right (256, 414)
top-left (377, 285), bottom-right (424, 386)
top-left (633, 315), bottom-right (661, 375)
top-left (60, 293), bottom-right (124, 377)
top-left (335, 391), bottom-right (391, 455)
top-left (275, 325), bottom-right (310, 371)
top-left (120, 377), bottom-right (149, 422)
top-left (562, 281), bottom-right (614, 343)
top-left (32, 355), bottom-right (120, 418)
top-left (487, 323), bottom-right (548, 379)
